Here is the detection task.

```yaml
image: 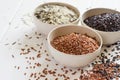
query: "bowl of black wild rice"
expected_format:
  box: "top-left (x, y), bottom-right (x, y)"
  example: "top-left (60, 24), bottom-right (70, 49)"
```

top-left (33, 2), bottom-right (80, 35)
top-left (81, 8), bottom-right (120, 45)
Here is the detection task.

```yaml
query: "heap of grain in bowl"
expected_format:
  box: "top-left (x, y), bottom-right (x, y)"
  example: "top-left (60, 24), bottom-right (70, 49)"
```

top-left (34, 4), bottom-right (78, 25)
top-left (84, 13), bottom-right (120, 32)
top-left (51, 33), bottom-right (99, 55)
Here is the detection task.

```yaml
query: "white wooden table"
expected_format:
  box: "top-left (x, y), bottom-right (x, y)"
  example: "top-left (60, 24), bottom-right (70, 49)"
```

top-left (0, 0), bottom-right (120, 80)
top-left (0, 0), bottom-right (23, 79)
top-left (0, 0), bottom-right (25, 42)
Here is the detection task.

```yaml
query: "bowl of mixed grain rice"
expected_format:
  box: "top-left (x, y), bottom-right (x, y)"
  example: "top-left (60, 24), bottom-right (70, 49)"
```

top-left (47, 25), bottom-right (102, 67)
top-left (81, 8), bottom-right (120, 45)
top-left (33, 2), bottom-right (80, 35)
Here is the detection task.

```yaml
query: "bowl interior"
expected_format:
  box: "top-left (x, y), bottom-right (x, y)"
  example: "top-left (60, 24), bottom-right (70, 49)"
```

top-left (34, 2), bottom-right (80, 24)
top-left (48, 25), bottom-right (102, 52)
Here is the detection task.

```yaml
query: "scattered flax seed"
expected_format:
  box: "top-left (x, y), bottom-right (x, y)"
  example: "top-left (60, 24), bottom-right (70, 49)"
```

top-left (39, 33), bottom-right (41, 36)
top-left (61, 68), bottom-right (64, 71)
top-left (25, 44), bottom-right (28, 47)
top-left (4, 43), bottom-right (9, 45)
top-left (12, 55), bottom-right (14, 58)
top-left (44, 50), bottom-right (47, 53)
top-left (9, 22), bottom-right (11, 25)
top-left (65, 70), bottom-right (68, 74)
top-left (21, 48), bottom-right (25, 51)
top-left (21, 18), bottom-right (29, 26)
top-left (27, 61), bottom-right (29, 63)
top-left (29, 57), bottom-right (32, 60)
top-left (58, 74), bottom-right (62, 77)
top-left (63, 66), bottom-right (66, 69)
top-left (31, 47), bottom-right (37, 51)
top-left (30, 73), bottom-right (34, 77)
top-left (25, 34), bottom-right (29, 37)
top-left (40, 74), bottom-right (45, 77)
top-left (29, 62), bottom-right (31, 65)
top-left (69, 69), bottom-right (73, 72)
top-left (52, 57), bottom-right (54, 59)
top-left (55, 78), bottom-right (58, 80)
top-left (33, 66), bottom-right (36, 69)
top-left (26, 67), bottom-right (28, 69)
top-left (25, 57), bottom-right (28, 59)
top-left (18, 43), bottom-right (22, 45)
top-left (48, 70), bottom-right (56, 75)
top-left (36, 37), bottom-right (39, 39)
top-left (62, 74), bottom-right (67, 78)
top-left (17, 66), bottom-right (20, 70)
top-left (36, 63), bottom-right (41, 67)
top-left (35, 32), bottom-right (37, 35)
top-left (12, 42), bottom-right (16, 45)
top-left (45, 58), bottom-right (51, 61)
top-left (46, 64), bottom-right (49, 67)
top-left (46, 53), bottom-right (49, 56)
top-left (32, 57), bottom-right (35, 60)
top-left (77, 68), bottom-right (81, 71)
top-left (54, 69), bottom-right (57, 71)
top-left (40, 46), bottom-right (42, 49)
top-left (38, 50), bottom-right (40, 53)
top-left (41, 43), bottom-right (43, 45)
top-left (72, 71), bottom-right (77, 75)
top-left (14, 66), bottom-right (16, 68)
top-left (37, 54), bottom-right (41, 58)
top-left (29, 37), bottom-right (32, 39)
top-left (29, 66), bottom-right (32, 69)
top-left (42, 68), bottom-right (48, 75)
top-left (36, 44), bottom-right (40, 46)
top-left (38, 72), bottom-right (41, 75)
top-left (37, 77), bottom-right (40, 80)
top-left (20, 53), bottom-right (22, 55)
top-left (24, 73), bottom-right (27, 76)
top-left (55, 64), bottom-right (58, 66)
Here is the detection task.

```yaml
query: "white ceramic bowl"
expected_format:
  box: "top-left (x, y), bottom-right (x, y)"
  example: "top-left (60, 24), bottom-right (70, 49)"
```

top-left (47, 25), bottom-right (102, 67)
top-left (81, 8), bottom-right (120, 45)
top-left (33, 2), bottom-right (80, 35)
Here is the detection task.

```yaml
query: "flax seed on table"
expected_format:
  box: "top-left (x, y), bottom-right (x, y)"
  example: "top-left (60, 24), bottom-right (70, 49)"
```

top-left (51, 33), bottom-right (99, 55)
top-left (80, 61), bottom-right (120, 80)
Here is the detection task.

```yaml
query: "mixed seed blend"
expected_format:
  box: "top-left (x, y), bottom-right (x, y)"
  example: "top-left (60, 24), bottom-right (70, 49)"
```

top-left (34, 4), bottom-right (78, 25)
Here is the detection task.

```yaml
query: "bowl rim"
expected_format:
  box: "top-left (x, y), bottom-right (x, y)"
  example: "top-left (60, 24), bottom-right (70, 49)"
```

top-left (81, 7), bottom-right (120, 33)
top-left (47, 24), bottom-right (103, 56)
top-left (33, 2), bottom-right (80, 26)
